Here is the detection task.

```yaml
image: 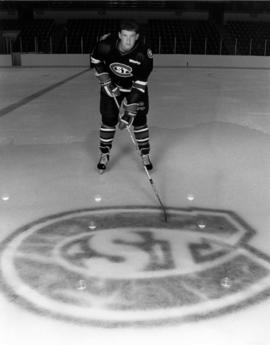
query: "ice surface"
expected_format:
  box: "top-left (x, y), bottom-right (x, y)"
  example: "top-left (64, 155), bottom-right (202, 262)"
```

top-left (0, 66), bottom-right (270, 345)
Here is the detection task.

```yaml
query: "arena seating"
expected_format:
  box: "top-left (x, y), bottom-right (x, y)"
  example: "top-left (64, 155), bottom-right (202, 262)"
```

top-left (12, 19), bottom-right (55, 53)
top-left (58, 19), bottom-right (120, 53)
top-left (1, 17), bottom-right (270, 56)
top-left (148, 19), bottom-right (221, 54)
top-left (0, 19), bottom-right (22, 31)
top-left (58, 18), bottom-right (222, 55)
top-left (223, 21), bottom-right (270, 55)
top-left (0, 20), bottom-right (22, 53)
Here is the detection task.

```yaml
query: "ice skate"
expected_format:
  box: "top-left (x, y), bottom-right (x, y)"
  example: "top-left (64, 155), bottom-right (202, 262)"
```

top-left (141, 153), bottom-right (153, 171)
top-left (97, 153), bottom-right (110, 174)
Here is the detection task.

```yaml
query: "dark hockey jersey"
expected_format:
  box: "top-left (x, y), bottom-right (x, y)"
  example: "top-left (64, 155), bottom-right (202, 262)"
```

top-left (90, 33), bottom-right (153, 103)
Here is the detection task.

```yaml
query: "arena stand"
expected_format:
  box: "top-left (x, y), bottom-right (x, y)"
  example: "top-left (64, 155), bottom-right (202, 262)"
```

top-left (1, 1), bottom-right (270, 67)
top-left (2, 18), bottom-right (270, 57)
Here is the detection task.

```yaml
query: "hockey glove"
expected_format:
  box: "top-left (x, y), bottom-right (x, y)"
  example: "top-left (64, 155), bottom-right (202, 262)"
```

top-left (119, 102), bottom-right (138, 130)
top-left (95, 72), bottom-right (120, 98)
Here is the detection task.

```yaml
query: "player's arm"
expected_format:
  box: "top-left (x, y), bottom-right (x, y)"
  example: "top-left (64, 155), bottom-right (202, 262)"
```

top-left (120, 49), bottom-right (153, 128)
top-left (128, 49), bottom-right (153, 104)
top-left (90, 36), bottom-right (119, 97)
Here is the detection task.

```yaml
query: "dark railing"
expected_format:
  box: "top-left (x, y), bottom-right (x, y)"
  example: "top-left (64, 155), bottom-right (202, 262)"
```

top-left (1, 35), bottom-right (270, 56)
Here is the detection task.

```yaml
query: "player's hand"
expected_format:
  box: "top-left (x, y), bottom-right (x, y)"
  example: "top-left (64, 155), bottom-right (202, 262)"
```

top-left (119, 102), bottom-right (138, 130)
top-left (103, 82), bottom-right (120, 98)
top-left (95, 72), bottom-right (120, 98)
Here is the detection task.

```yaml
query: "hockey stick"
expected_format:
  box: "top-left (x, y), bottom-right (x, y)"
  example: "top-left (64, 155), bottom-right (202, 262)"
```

top-left (113, 94), bottom-right (168, 222)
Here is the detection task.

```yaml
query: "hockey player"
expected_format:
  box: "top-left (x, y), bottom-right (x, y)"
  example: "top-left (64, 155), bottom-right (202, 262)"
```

top-left (90, 19), bottom-right (153, 173)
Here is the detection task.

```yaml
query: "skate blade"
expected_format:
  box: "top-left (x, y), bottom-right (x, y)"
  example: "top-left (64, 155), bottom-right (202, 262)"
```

top-left (98, 169), bottom-right (105, 175)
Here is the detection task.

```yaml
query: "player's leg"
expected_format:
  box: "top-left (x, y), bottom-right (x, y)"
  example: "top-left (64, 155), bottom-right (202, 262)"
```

top-left (98, 92), bottom-right (122, 172)
top-left (132, 90), bottom-right (153, 170)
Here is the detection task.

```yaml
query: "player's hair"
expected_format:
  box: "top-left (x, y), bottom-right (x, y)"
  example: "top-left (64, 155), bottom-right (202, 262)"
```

top-left (119, 19), bottom-right (140, 33)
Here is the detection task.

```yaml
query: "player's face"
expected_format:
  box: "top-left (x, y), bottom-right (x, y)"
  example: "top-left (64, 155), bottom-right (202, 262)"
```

top-left (118, 30), bottom-right (139, 52)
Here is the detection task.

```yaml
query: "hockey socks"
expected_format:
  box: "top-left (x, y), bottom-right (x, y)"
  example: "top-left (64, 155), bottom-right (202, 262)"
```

top-left (133, 125), bottom-right (153, 170)
top-left (97, 124), bottom-right (152, 171)
top-left (97, 124), bottom-right (115, 173)
top-left (99, 124), bottom-right (116, 153)
top-left (133, 125), bottom-right (150, 153)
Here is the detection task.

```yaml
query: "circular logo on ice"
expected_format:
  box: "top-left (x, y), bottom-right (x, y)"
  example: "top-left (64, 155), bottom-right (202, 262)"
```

top-left (110, 62), bottom-right (133, 77)
top-left (0, 207), bottom-right (270, 327)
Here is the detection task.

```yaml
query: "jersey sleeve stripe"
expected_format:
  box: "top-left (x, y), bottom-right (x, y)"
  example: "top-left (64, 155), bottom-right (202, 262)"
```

top-left (133, 80), bottom-right (148, 93)
top-left (134, 80), bottom-right (147, 85)
top-left (132, 86), bottom-right (145, 93)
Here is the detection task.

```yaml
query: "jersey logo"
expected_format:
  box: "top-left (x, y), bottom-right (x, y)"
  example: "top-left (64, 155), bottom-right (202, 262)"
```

top-left (110, 63), bottom-right (133, 77)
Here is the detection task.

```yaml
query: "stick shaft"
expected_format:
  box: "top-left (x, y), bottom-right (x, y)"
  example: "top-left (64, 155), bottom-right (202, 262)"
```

top-left (113, 95), bottom-right (167, 222)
